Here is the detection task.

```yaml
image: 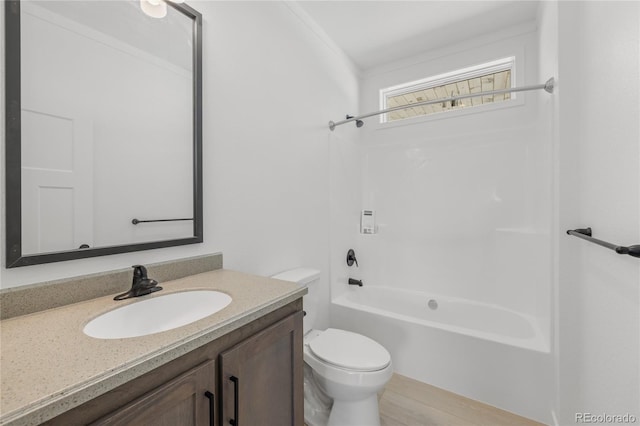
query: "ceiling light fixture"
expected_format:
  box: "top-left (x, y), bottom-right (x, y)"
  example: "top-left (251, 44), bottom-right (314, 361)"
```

top-left (140, 0), bottom-right (185, 19)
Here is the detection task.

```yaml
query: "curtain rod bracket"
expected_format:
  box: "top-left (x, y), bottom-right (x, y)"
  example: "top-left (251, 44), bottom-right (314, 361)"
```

top-left (544, 77), bottom-right (555, 93)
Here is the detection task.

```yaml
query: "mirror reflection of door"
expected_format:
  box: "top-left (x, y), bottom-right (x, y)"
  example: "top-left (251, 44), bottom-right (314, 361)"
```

top-left (21, 108), bottom-right (93, 255)
top-left (19, 1), bottom-right (194, 252)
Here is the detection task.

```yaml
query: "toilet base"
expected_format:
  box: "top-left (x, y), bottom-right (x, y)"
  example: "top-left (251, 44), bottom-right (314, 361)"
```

top-left (328, 394), bottom-right (381, 426)
top-left (304, 363), bottom-right (332, 426)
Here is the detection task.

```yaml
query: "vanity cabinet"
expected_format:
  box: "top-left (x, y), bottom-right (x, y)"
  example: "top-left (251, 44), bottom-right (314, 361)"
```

top-left (220, 310), bottom-right (303, 426)
top-left (91, 360), bottom-right (216, 426)
top-left (43, 301), bottom-right (303, 426)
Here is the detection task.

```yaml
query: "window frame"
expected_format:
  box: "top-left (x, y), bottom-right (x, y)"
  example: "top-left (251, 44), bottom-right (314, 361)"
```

top-left (379, 56), bottom-right (517, 124)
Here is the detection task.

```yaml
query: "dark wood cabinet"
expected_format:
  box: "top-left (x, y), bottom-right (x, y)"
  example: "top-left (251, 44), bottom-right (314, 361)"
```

top-left (44, 301), bottom-right (303, 426)
top-left (91, 360), bottom-right (216, 426)
top-left (220, 310), bottom-right (303, 426)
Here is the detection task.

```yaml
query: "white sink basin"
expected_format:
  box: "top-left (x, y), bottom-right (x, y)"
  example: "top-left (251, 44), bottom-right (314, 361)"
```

top-left (83, 290), bottom-right (232, 339)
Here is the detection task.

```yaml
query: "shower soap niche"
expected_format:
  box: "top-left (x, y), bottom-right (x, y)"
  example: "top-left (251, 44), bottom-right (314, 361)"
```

top-left (361, 210), bottom-right (377, 234)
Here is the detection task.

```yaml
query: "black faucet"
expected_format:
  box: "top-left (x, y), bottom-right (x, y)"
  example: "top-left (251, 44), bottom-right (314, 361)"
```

top-left (114, 265), bottom-right (163, 301)
top-left (348, 278), bottom-right (363, 287)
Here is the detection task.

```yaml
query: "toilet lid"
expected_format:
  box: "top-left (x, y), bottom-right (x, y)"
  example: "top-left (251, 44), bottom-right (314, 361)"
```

top-left (309, 328), bottom-right (391, 372)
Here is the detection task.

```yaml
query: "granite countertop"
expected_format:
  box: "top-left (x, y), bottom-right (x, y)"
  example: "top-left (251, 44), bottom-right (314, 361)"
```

top-left (0, 269), bottom-right (305, 426)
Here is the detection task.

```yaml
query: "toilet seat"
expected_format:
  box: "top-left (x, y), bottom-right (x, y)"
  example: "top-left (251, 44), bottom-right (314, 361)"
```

top-left (308, 328), bottom-right (391, 372)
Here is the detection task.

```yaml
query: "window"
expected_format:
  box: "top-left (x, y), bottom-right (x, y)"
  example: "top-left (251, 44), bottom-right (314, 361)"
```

top-left (380, 57), bottom-right (515, 123)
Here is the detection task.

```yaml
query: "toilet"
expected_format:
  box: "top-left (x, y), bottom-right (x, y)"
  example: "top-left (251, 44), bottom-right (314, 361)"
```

top-left (271, 268), bottom-right (393, 426)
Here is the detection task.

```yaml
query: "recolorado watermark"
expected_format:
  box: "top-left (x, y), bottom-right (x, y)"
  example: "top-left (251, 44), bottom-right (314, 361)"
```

top-left (576, 413), bottom-right (637, 423)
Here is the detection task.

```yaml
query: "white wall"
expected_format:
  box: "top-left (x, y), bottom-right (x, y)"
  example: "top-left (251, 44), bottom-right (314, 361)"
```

top-left (557, 2), bottom-right (640, 424)
top-left (345, 23), bottom-right (553, 334)
top-left (2, 0), bottom-right (359, 336)
top-left (196, 1), bottom-right (358, 331)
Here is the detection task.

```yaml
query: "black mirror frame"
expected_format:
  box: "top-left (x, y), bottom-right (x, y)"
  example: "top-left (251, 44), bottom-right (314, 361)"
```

top-left (4, 0), bottom-right (203, 268)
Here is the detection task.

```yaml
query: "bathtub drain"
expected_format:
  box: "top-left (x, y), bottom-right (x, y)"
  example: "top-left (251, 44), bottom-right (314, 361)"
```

top-left (427, 299), bottom-right (438, 310)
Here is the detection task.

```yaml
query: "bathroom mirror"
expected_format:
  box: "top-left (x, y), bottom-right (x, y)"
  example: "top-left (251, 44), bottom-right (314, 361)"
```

top-left (4, 0), bottom-right (203, 268)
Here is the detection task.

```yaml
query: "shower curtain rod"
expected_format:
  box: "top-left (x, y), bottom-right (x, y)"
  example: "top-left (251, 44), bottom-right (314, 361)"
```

top-left (328, 77), bottom-right (555, 131)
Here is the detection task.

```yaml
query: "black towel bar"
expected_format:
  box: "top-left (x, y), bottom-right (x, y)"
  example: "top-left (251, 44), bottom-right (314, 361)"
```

top-left (131, 218), bottom-right (193, 225)
top-left (566, 227), bottom-right (640, 258)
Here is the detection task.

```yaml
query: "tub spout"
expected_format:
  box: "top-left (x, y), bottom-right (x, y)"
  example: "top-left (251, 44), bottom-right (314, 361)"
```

top-left (348, 278), bottom-right (363, 287)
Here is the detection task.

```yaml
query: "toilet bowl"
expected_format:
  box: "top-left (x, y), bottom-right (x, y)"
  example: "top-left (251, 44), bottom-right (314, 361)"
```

top-left (271, 269), bottom-right (393, 426)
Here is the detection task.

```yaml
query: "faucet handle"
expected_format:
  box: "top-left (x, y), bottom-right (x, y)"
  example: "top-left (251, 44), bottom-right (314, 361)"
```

top-left (132, 265), bottom-right (148, 279)
top-left (346, 249), bottom-right (358, 267)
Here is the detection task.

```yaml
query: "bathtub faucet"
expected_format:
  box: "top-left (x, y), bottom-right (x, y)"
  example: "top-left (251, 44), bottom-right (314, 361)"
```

top-left (348, 278), bottom-right (363, 287)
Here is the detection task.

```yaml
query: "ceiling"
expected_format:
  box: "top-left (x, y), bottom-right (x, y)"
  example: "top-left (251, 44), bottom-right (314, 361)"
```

top-left (295, 1), bottom-right (540, 71)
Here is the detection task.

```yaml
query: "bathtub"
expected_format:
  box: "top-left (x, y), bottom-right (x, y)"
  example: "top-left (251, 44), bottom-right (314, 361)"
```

top-left (330, 286), bottom-right (554, 424)
top-left (333, 286), bottom-right (547, 352)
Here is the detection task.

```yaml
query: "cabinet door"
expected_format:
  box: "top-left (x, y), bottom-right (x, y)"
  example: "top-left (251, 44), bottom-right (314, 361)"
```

top-left (220, 311), bottom-right (303, 426)
top-left (92, 360), bottom-right (216, 426)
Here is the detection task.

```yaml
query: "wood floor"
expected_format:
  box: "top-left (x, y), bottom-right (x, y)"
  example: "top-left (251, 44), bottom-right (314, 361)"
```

top-left (378, 373), bottom-right (545, 426)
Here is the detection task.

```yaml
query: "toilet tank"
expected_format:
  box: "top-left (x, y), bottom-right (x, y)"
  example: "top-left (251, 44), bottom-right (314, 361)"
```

top-left (271, 268), bottom-right (320, 334)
